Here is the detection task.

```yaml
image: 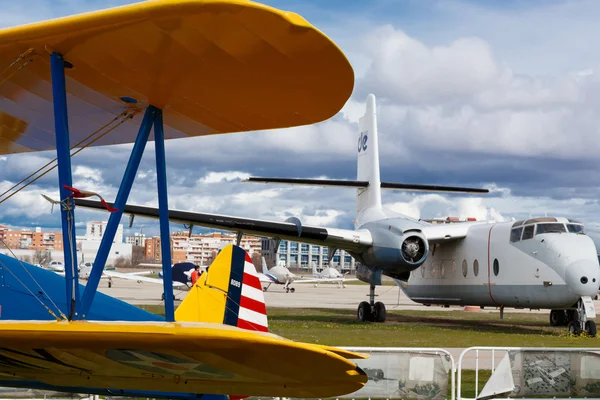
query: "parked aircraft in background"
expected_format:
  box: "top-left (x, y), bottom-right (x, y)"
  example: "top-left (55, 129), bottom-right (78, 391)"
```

top-left (258, 257), bottom-right (357, 292)
top-left (309, 262), bottom-right (356, 288)
top-left (48, 261), bottom-right (141, 287)
top-left (103, 262), bottom-right (202, 300)
top-left (47, 260), bottom-right (64, 272)
top-left (78, 94), bottom-right (600, 337)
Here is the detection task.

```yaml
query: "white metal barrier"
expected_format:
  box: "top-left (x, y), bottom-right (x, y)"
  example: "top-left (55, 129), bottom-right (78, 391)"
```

top-left (339, 347), bottom-right (456, 400)
top-left (456, 347), bottom-right (600, 400)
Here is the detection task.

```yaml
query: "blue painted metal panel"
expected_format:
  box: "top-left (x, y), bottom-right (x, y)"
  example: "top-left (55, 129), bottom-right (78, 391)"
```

top-left (223, 246), bottom-right (246, 327)
top-left (79, 107), bottom-right (157, 319)
top-left (154, 108), bottom-right (175, 322)
top-left (0, 380), bottom-right (226, 400)
top-left (0, 254), bottom-right (162, 321)
top-left (50, 52), bottom-right (79, 320)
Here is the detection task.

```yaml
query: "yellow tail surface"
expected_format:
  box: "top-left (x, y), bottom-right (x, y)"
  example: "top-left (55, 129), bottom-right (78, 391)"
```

top-left (175, 244), bottom-right (268, 332)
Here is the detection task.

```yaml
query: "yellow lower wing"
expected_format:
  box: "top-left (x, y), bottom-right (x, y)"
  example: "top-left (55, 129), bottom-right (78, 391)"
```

top-left (0, 320), bottom-right (367, 398)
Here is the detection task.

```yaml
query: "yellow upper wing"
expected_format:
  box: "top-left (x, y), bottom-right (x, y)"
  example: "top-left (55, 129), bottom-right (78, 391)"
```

top-left (0, 0), bottom-right (354, 155)
top-left (0, 320), bottom-right (367, 398)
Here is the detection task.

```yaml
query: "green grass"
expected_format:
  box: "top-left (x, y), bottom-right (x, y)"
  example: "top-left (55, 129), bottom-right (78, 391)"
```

top-left (140, 305), bottom-right (600, 347)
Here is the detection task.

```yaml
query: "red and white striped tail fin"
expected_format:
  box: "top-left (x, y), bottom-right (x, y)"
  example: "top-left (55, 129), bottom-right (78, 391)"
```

top-left (174, 244), bottom-right (268, 334)
top-left (237, 253), bottom-right (269, 332)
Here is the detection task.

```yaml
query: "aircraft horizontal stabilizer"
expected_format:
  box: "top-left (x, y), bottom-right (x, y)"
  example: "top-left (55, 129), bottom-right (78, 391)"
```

top-left (246, 177), bottom-right (489, 194)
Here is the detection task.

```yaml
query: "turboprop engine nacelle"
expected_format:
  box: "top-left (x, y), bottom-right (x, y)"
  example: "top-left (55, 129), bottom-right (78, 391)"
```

top-left (355, 220), bottom-right (429, 276)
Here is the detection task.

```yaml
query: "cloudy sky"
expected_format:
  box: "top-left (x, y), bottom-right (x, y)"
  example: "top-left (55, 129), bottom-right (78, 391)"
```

top-left (3, 0), bottom-right (600, 244)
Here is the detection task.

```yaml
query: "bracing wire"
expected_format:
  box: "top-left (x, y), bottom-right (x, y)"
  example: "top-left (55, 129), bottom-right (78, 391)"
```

top-left (0, 109), bottom-right (139, 207)
top-left (0, 109), bottom-right (139, 319)
top-left (0, 111), bottom-right (127, 202)
top-left (0, 238), bottom-right (66, 320)
top-left (0, 49), bottom-right (143, 320)
top-left (183, 278), bottom-right (268, 334)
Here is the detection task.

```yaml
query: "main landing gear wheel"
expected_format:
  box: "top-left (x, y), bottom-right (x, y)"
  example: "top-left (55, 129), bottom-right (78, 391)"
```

top-left (549, 310), bottom-right (567, 326)
top-left (161, 293), bottom-right (175, 301)
top-left (358, 301), bottom-right (372, 322)
top-left (356, 285), bottom-right (387, 323)
top-left (585, 320), bottom-right (597, 337)
top-left (285, 287), bottom-right (295, 293)
top-left (568, 320), bottom-right (582, 336)
top-left (374, 301), bottom-right (386, 323)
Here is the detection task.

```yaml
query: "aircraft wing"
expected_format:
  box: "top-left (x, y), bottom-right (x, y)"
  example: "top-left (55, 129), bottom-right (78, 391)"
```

top-left (0, 320), bottom-right (366, 398)
top-left (102, 271), bottom-right (188, 287)
top-left (75, 200), bottom-right (373, 253)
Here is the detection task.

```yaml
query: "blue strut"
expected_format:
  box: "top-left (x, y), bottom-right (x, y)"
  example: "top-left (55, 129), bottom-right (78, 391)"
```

top-left (79, 107), bottom-right (157, 319)
top-left (50, 52), bottom-right (79, 320)
top-left (154, 110), bottom-right (175, 321)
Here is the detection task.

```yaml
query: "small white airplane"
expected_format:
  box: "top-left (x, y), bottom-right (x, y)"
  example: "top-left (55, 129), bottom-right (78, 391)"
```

top-left (309, 262), bottom-right (356, 288)
top-left (258, 257), bottom-right (357, 292)
top-left (47, 260), bottom-right (146, 287)
top-left (77, 93), bottom-right (600, 337)
top-left (46, 260), bottom-right (64, 272)
top-left (101, 262), bottom-right (204, 300)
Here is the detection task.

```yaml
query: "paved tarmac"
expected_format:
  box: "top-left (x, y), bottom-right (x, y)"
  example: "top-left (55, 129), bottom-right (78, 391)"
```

top-left (98, 275), bottom-right (600, 316)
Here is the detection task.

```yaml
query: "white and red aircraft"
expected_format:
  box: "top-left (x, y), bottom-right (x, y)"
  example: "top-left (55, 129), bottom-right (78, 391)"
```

top-left (77, 94), bottom-right (600, 337)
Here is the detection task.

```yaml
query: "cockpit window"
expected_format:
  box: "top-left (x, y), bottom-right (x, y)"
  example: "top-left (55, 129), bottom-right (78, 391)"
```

top-left (522, 225), bottom-right (535, 240)
top-left (510, 227), bottom-right (523, 243)
top-left (567, 224), bottom-right (585, 234)
top-left (536, 223), bottom-right (566, 235)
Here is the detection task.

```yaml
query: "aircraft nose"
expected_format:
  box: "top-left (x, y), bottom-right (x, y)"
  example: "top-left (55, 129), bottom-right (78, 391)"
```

top-left (565, 259), bottom-right (600, 297)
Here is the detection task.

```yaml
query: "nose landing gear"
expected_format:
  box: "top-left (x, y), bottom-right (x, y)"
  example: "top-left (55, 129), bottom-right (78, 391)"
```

top-left (357, 284), bottom-right (386, 323)
top-left (550, 297), bottom-right (597, 337)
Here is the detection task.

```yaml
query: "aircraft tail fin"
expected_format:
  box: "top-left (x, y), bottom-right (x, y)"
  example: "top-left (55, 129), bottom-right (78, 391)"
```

top-left (242, 94), bottom-right (487, 227)
top-left (172, 262), bottom-right (195, 285)
top-left (355, 93), bottom-right (383, 226)
top-left (261, 256), bottom-right (270, 274)
top-left (175, 244), bottom-right (268, 332)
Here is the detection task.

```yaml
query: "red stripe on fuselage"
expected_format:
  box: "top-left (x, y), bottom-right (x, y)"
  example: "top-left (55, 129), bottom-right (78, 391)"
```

top-left (240, 295), bottom-right (267, 315)
top-left (487, 223), bottom-right (499, 306)
top-left (243, 272), bottom-right (262, 290)
top-left (237, 318), bottom-right (268, 332)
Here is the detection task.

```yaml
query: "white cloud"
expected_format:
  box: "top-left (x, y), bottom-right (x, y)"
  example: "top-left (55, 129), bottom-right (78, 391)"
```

top-left (351, 24), bottom-right (600, 159)
top-left (200, 171), bottom-right (250, 184)
top-left (361, 25), bottom-right (501, 105)
top-left (456, 198), bottom-right (506, 222)
top-left (73, 166), bottom-right (103, 182)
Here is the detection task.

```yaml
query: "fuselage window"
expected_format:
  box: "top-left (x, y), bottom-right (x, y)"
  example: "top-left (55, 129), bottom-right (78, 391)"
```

top-left (462, 260), bottom-right (468, 277)
top-left (536, 223), bottom-right (566, 235)
top-left (567, 224), bottom-right (585, 234)
top-left (473, 259), bottom-right (479, 277)
top-left (510, 227), bottom-right (523, 243)
top-left (493, 258), bottom-right (499, 276)
top-left (522, 225), bottom-right (535, 240)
